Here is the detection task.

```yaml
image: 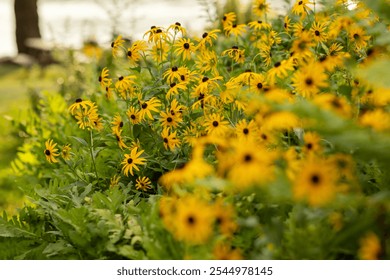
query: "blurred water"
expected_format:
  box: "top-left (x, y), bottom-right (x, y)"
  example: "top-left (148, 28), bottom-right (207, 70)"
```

top-left (0, 0), bottom-right (286, 57)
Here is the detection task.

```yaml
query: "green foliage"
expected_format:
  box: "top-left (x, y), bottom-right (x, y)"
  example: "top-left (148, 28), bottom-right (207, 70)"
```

top-left (2, 0), bottom-right (390, 260)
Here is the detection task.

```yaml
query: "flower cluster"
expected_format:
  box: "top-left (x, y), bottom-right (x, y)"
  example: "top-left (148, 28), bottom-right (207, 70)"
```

top-left (17, 0), bottom-right (389, 259)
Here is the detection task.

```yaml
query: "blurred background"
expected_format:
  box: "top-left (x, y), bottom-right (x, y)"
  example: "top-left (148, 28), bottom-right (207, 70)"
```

top-left (0, 0), bottom-right (287, 214)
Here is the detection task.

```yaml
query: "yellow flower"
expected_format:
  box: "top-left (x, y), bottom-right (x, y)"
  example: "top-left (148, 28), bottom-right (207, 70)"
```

top-left (163, 66), bottom-right (182, 84)
top-left (167, 22), bottom-right (186, 35)
top-left (114, 131), bottom-right (128, 150)
top-left (252, 0), bottom-right (270, 17)
top-left (302, 131), bottom-right (323, 155)
top-left (126, 106), bottom-right (141, 125)
top-left (174, 38), bottom-right (195, 61)
top-left (213, 242), bottom-right (243, 260)
top-left (266, 59), bottom-right (294, 85)
top-left (111, 35), bottom-right (125, 58)
top-left (160, 109), bottom-right (182, 129)
top-left (110, 174), bottom-right (121, 188)
top-left (222, 12), bottom-right (236, 29)
top-left (293, 158), bottom-right (337, 206)
top-left (214, 199), bottom-right (237, 236)
top-left (360, 109), bottom-right (390, 131)
top-left (226, 140), bottom-right (275, 189)
top-left (358, 232), bottom-right (381, 260)
top-left (135, 176), bottom-right (152, 191)
top-left (115, 75), bottom-right (136, 93)
top-left (196, 29), bottom-right (220, 49)
top-left (161, 127), bottom-right (180, 151)
top-left (139, 97), bottom-right (161, 121)
top-left (98, 67), bottom-right (111, 89)
top-left (224, 23), bottom-right (247, 37)
top-left (111, 114), bottom-right (124, 134)
top-left (61, 144), bottom-right (72, 160)
top-left (310, 21), bottom-right (328, 43)
top-left (292, 0), bottom-right (313, 18)
top-left (173, 196), bottom-right (214, 244)
top-left (44, 139), bottom-right (60, 163)
top-left (121, 147), bottom-right (147, 176)
top-left (204, 113), bottom-right (230, 137)
top-left (291, 62), bottom-right (328, 98)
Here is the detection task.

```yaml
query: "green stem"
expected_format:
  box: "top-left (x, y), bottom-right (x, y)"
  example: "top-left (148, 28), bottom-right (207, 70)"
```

top-left (89, 129), bottom-right (100, 187)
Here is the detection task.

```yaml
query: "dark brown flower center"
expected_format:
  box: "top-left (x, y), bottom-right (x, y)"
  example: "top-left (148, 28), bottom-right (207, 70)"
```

top-left (187, 215), bottom-right (196, 225)
top-left (127, 158), bottom-right (133, 164)
top-left (212, 121), bottom-right (219, 127)
top-left (243, 128), bottom-right (249, 134)
top-left (244, 154), bottom-right (252, 162)
top-left (305, 78), bottom-right (313, 86)
top-left (167, 117), bottom-right (173, 123)
top-left (45, 149), bottom-right (51, 156)
top-left (311, 174), bottom-right (320, 185)
top-left (183, 43), bottom-right (190, 49)
top-left (315, 30), bottom-right (320, 36)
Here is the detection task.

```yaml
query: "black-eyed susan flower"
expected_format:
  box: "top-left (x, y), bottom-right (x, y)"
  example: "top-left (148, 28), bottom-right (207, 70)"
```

top-left (213, 199), bottom-right (237, 236)
top-left (252, 0), bottom-right (270, 17)
top-left (359, 109), bottom-right (390, 131)
top-left (114, 131), bottom-right (128, 150)
top-left (204, 113), bottom-right (230, 137)
top-left (139, 97), bottom-right (161, 121)
top-left (213, 242), bottom-right (243, 260)
top-left (111, 35), bottom-right (125, 58)
top-left (174, 38), bottom-right (194, 61)
top-left (115, 75), bottom-right (136, 93)
top-left (224, 23), bottom-right (247, 37)
top-left (44, 139), bottom-right (60, 163)
top-left (167, 22), bottom-right (186, 35)
top-left (173, 195), bottom-right (214, 244)
top-left (160, 109), bottom-right (182, 129)
top-left (150, 41), bottom-right (169, 63)
top-left (121, 147), bottom-right (147, 177)
top-left (61, 144), bottom-right (72, 160)
top-left (196, 29), bottom-right (220, 49)
top-left (127, 40), bottom-right (147, 66)
top-left (166, 82), bottom-right (187, 99)
top-left (161, 127), bottom-right (180, 150)
top-left (266, 59), bottom-right (294, 85)
top-left (313, 94), bottom-right (352, 118)
top-left (98, 67), bottom-right (111, 89)
top-left (163, 66), bottom-right (181, 84)
top-left (292, 0), bottom-right (313, 18)
top-left (302, 131), bottom-right (323, 155)
top-left (126, 106), bottom-right (141, 125)
top-left (235, 119), bottom-right (258, 140)
top-left (109, 174), bottom-right (121, 188)
top-left (310, 21), bottom-right (328, 43)
top-left (74, 103), bottom-right (100, 130)
top-left (143, 26), bottom-right (168, 43)
top-left (284, 16), bottom-right (292, 33)
top-left (348, 25), bottom-right (371, 50)
top-left (226, 140), bottom-right (276, 189)
top-left (135, 176), bottom-right (152, 191)
top-left (221, 46), bottom-right (245, 64)
top-left (111, 114), bottom-right (124, 134)
top-left (68, 98), bottom-right (94, 115)
top-left (358, 232), bottom-right (381, 260)
top-left (290, 31), bottom-right (315, 60)
top-left (222, 12), bottom-right (236, 28)
top-left (291, 62), bottom-right (328, 98)
top-left (195, 50), bottom-right (219, 75)
top-left (248, 20), bottom-right (271, 31)
top-left (293, 158), bottom-right (337, 206)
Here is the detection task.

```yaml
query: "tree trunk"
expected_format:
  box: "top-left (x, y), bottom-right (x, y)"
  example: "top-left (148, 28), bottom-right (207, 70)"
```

top-left (14, 0), bottom-right (41, 56)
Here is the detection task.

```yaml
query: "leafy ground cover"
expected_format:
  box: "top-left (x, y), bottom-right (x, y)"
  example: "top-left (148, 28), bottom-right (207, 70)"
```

top-left (0, 0), bottom-right (389, 260)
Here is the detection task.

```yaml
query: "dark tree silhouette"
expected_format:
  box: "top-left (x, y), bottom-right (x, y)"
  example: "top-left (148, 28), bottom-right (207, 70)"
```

top-left (14, 0), bottom-right (41, 56)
